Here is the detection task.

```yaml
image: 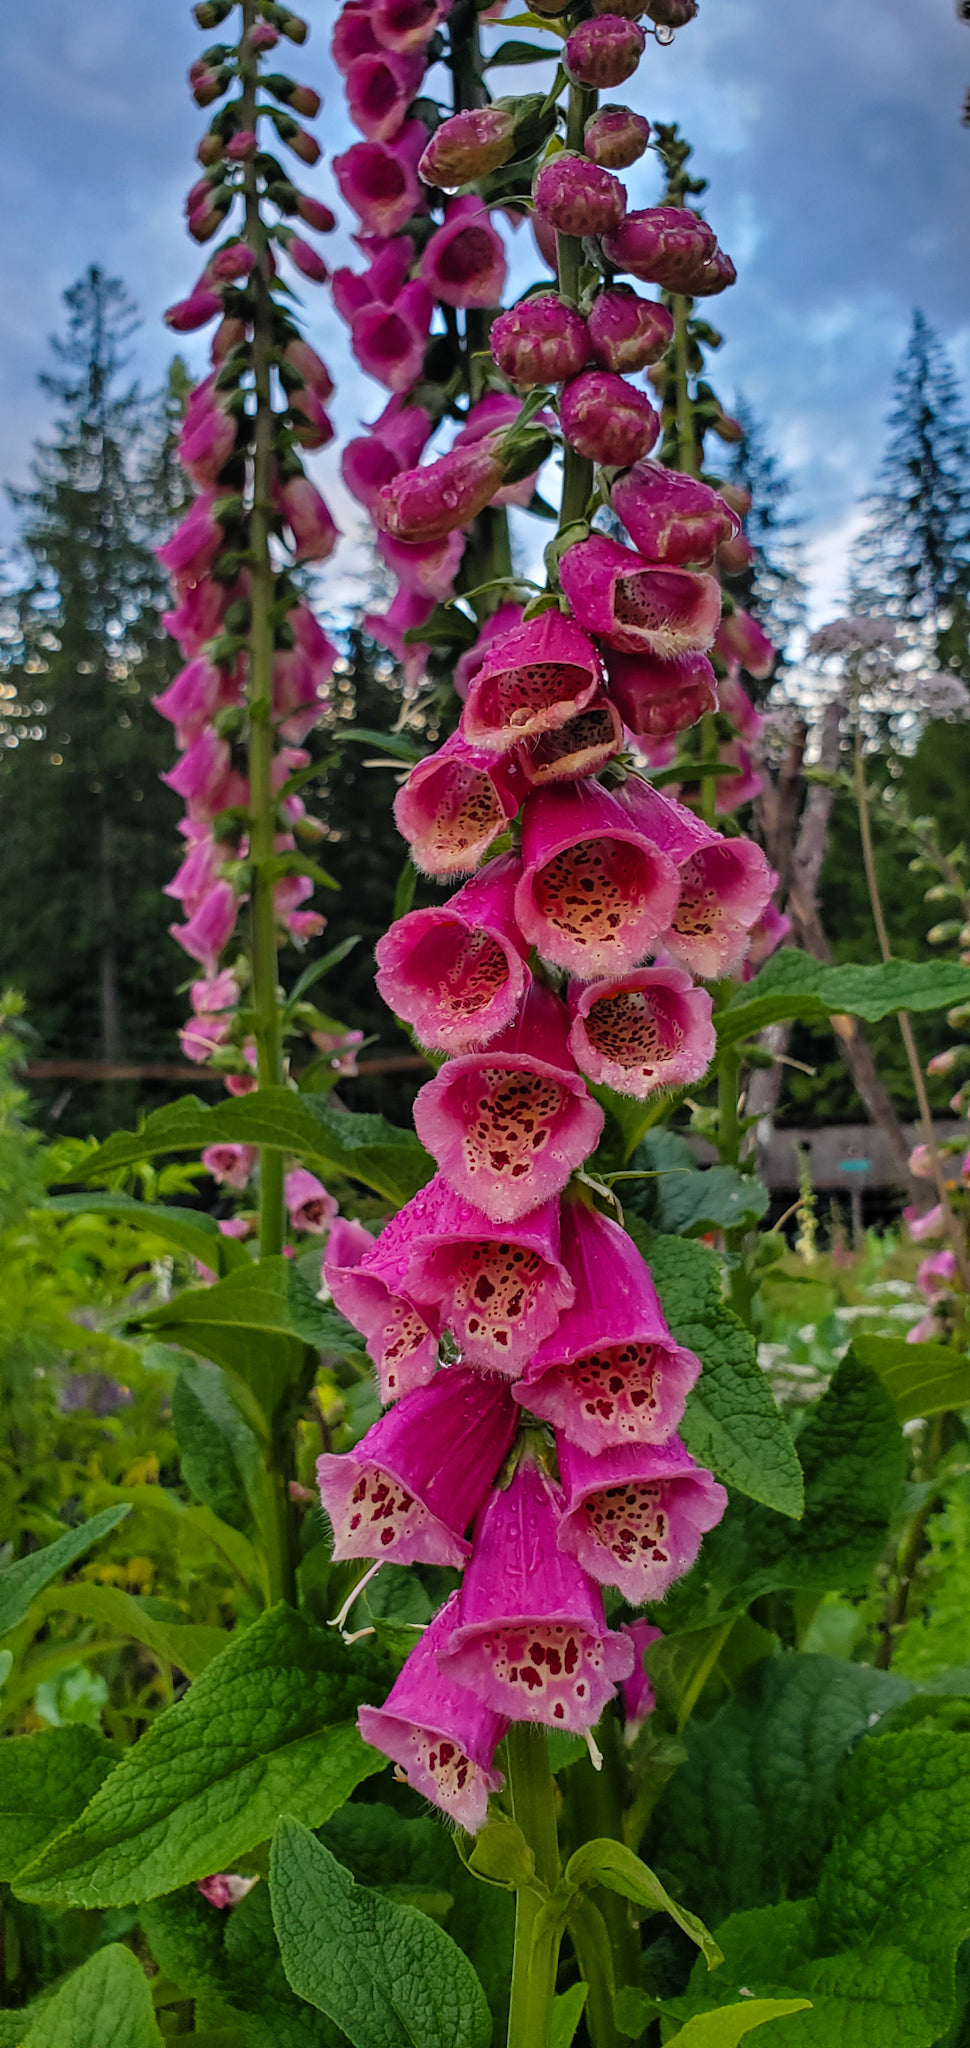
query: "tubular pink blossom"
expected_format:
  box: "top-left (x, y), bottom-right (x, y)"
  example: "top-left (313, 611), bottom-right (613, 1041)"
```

top-left (374, 437), bottom-right (508, 543)
top-left (490, 294), bottom-right (591, 389)
top-left (617, 777), bottom-right (775, 977)
top-left (333, 235), bottom-right (414, 321)
top-left (568, 966), bottom-right (716, 1097)
top-left (283, 337), bottom-right (335, 401)
top-left (375, 852), bottom-right (530, 1053)
top-left (514, 1198), bottom-right (701, 1452)
top-left (461, 609), bottom-right (604, 754)
top-left (274, 475), bottom-right (339, 562)
top-left (401, 1176), bottom-right (574, 1376)
top-left (178, 378), bottom-right (237, 486)
top-left (564, 14), bottom-right (645, 89)
top-left (557, 1434), bottom-right (727, 1602)
top-left (715, 740), bottom-right (764, 814)
top-left (620, 1620), bottom-right (662, 1737)
top-left (583, 105), bottom-right (650, 170)
top-left (517, 695), bottom-right (624, 787)
top-left (290, 385), bottom-right (334, 450)
top-left (364, 585), bottom-right (435, 689)
top-left (163, 575), bottom-right (237, 657)
top-left (610, 462), bottom-right (739, 566)
top-left (559, 533), bottom-right (722, 658)
top-left (344, 49), bottom-right (426, 145)
top-left (208, 243), bottom-right (256, 283)
top-left (452, 392), bottom-right (554, 510)
top-left (515, 779), bottom-right (681, 980)
top-left (324, 1203), bottom-right (440, 1403)
top-left (376, 527), bottom-right (466, 602)
top-left (559, 371), bottom-right (659, 468)
top-left (420, 196), bottom-right (508, 310)
top-left (170, 882), bottom-right (241, 970)
top-left (602, 207), bottom-right (718, 292)
top-left (904, 1204), bottom-right (945, 1243)
top-left (393, 729), bottom-right (524, 878)
top-left (588, 286), bottom-right (674, 373)
top-left (349, 285), bottom-right (432, 392)
top-left (157, 490), bottom-right (226, 592)
top-left (439, 1456), bottom-right (634, 1731)
top-left (718, 672), bottom-right (763, 745)
top-left (413, 981), bottom-right (604, 1224)
top-left (715, 609), bottom-right (777, 680)
top-left (153, 656), bottom-right (242, 744)
top-left (165, 284), bottom-right (222, 332)
top-left (164, 832), bottom-right (224, 915)
top-left (372, 0), bottom-right (452, 52)
top-left (288, 236), bottom-right (329, 285)
top-left (744, 900), bottom-right (792, 970)
top-left (316, 1368), bottom-right (518, 1567)
top-left (201, 1142), bottom-right (258, 1191)
top-left (454, 604), bottom-right (525, 701)
top-left (418, 106), bottom-right (516, 188)
top-left (605, 647), bottom-right (718, 739)
top-left (333, 123), bottom-right (426, 237)
top-left (333, 2), bottom-right (381, 73)
top-left (357, 1593), bottom-right (507, 1833)
top-left (533, 155), bottom-right (627, 239)
top-left (161, 727), bottom-right (247, 820)
top-left (285, 1168), bottom-right (338, 1236)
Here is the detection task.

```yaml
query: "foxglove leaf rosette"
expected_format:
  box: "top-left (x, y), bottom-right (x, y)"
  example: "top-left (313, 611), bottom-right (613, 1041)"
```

top-left (401, 1176), bottom-right (574, 1376)
top-left (559, 371), bottom-right (660, 468)
top-left (610, 461), bottom-right (739, 567)
top-left (358, 1593), bottom-right (507, 1833)
top-left (412, 981), bottom-right (604, 1224)
top-left (518, 695), bottom-right (624, 787)
top-left (559, 534), bottom-right (721, 659)
top-left (375, 852), bottom-right (530, 1052)
top-left (419, 194), bottom-right (508, 310)
top-left (514, 1200), bottom-right (701, 1451)
top-left (568, 966), bottom-right (715, 1098)
top-left (394, 729), bottom-right (524, 878)
top-left (618, 778), bottom-right (774, 978)
top-left (588, 286), bottom-right (674, 373)
top-left (605, 648), bottom-right (718, 740)
top-left (324, 1210), bottom-right (439, 1403)
top-left (461, 610), bottom-right (605, 754)
top-left (316, 1367), bottom-right (518, 1566)
top-left (556, 1434), bottom-right (727, 1602)
top-left (601, 206), bottom-right (718, 293)
top-left (439, 1456), bottom-right (635, 1731)
top-left (515, 779), bottom-right (681, 980)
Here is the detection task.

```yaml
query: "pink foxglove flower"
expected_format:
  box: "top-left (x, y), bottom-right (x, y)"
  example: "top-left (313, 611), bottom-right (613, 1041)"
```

top-left (559, 534), bottom-right (721, 659)
top-left (559, 371), bottom-right (660, 467)
top-left (377, 528), bottom-right (465, 602)
top-left (568, 966), bottom-right (715, 1097)
top-left (364, 586), bottom-right (434, 689)
top-left (344, 50), bottom-right (426, 143)
top-left (602, 207), bottom-right (718, 293)
top-left (374, 438), bottom-right (508, 543)
top-left (451, 392), bottom-right (554, 510)
top-left (163, 576), bottom-right (239, 657)
top-left (515, 779), bottom-right (681, 980)
top-left (715, 609), bottom-right (776, 680)
top-left (620, 1620), bottom-right (661, 1739)
top-left (454, 603), bottom-right (526, 701)
top-left (202, 1142), bottom-right (258, 1191)
top-left (556, 1434), bottom-right (726, 1602)
top-left (357, 1593), bottom-right (507, 1833)
top-left (162, 728), bottom-right (247, 821)
top-left (153, 656), bottom-right (242, 745)
top-left (743, 900), bottom-right (792, 971)
top-left (393, 729), bottom-right (524, 878)
top-left (324, 1206), bottom-right (440, 1403)
top-left (617, 778), bottom-right (774, 978)
top-left (515, 1199), bottom-right (701, 1452)
top-left (178, 376), bottom-right (237, 486)
top-left (275, 476), bottom-right (339, 563)
top-left (157, 489), bottom-right (227, 591)
top-left (164, 830), bottom-right (223, 916)
top-left (420, 195), bottom-right (508, 310)
top-left (418, 106), bottom-right (516, 187)
top-left (605, 648), bottom-right (717, 739)
top-left (285, 1168), bottom-right (338, 1236)
top-left (587, 286), bottom-right (674, 372)
top-left (170, 879), bottom-right (240, 969)
top-left (583, 105), bottom-right (651, 170)
top-left (412, 981), bottom-right (604, 1223)
top-left (916, 1249), bottom-right (957, 1299)
top-left (564, 14), bottom-right (645, 89)
top-left (461, 609), bottom-right (604, 754)
top-left (349, 285), bottom-right (433, 393)
top-left (715, 740), bottom-right (764, 814)
top-left (333, 123), bottom-right (426, 237)
top-left (518, 695), bottom-right (624, 787)
top-left (316, 1367), bottom-right (518, 1567)
top-left (611, 462), bottom-right (739, 566)
top-left (197, 1873), bottom-right (258, 1909)
top-left (375, 852), bottom-right (530, 1052)
top-left (439, 1455), bottom-right (634, 1731)
top-left (333, 2), bottom-right (381, 73)
top-left (401, 1176), bottom-right (574, 1377)
top-left (165, 283), bottom-right (222, 331)
top-left (283, 336), bottom-right (335, 401)
top-left (371, 0), bottom-right (452, 53)
top-left (490, 294), bottom-right (591, 389)
top-left (532, 155), bottom-right (627, 239)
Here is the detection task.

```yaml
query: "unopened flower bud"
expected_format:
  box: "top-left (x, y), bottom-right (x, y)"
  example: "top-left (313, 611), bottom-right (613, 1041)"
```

top-left (533, 153), bottom-right (627, 238)
top-left (189, 188), bottom-right (233, 242)
top-left (602, 205), bottom-right (717, 291)
top-left (560, 371), bottom-right (659, 467)
top-left (583, 104), bottom-right (650, 169)
top-left (165, 284), bottom-right (223, 332)
top-left (225, 129), bottom-right (258, 161)
top-left (418, 105), bottom-right (516, 187)
top-left (208, 243), bottom-right (255, 283)
top-left (247, 21), bottom-right (280, 49)
top-left (928, 1049), bottom-right (959, 1077)
top-left (296, 194), bottom-right (336, 231)
top-left (564, 14), bottom-right (645, 90)
top-left (588, 285), bottom-right (673, 371)
top-left (491, 293), bottom-right (591, 388)
top-left (194, 0), bottom-right (233, 25)
top-left (286, 234), bottom-right (328, 283)
top-left (716, 531), bottom-right (754, 573)
top-left (611, 461), bottom-right (739, 565)
top-left (718, 481), bottom-right (752, 519)
top-left (694, 247), bottom-right (737, 297)
top-left (643, 0), bottom-right (698, 23)
top-left (191, 63), bottom-right (232, 108)
top-left (197, 128), bottom-right (225, 166)
top-left (374, 438), bottom-right (508, 542)
top-left (281, 118), bottom-right (321, 165)
top-left (280, 14), bottom-right (308, 43)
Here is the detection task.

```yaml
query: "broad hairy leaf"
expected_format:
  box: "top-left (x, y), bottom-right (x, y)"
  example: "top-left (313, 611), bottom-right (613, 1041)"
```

top-left (637, 1230), bottom-right (803, 1518)
top-left (851, 1332), bottom-right (970, 1421)
top-left (45, 1192), bottom-right (249, 1274)
top-left (20, 1943), bottom-right (164, 2048)
top-left (0, 1504), bottom-right (131, 1637)
top-left (15, 1605), bottom-right (385, 1907)
top-left (31, 1582), bottom-right (226, 1678)
top-left (717, 953), bottom-right (970, 1049)
top-left (143, 1882), bottom-right (345, 2048)
top-left (0, 1727), bottom-right (117, 1880)
top-left (664, 2004), bottom-right (812, 2046)
top-left (270, 1817), bottom-right (492, 2048)
top-left (76, 1089), bottom-right (434, 1205)
top-left (129, 1257), bottom-right (334, 1420)
top-left (623, 1132), bottom-right (769, 1237)
top-left (172, 1360), bottom-right (269, 1529)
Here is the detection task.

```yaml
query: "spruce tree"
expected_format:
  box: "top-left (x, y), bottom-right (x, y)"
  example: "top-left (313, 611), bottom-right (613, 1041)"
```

top-left (851, 310), bottom-right (970, 678)
top-left (723, 394), bottom-right (807, 669)
top-left (0, 268), bottom-right (185, 1129)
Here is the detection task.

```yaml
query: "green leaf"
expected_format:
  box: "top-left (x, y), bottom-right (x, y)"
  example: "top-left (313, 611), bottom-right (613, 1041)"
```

top-left (77, 1089), bottom-right (433, 1206)
top-left (335, 726), bottom-right (425, 763)
top-left (287, 935), bottom-right (362, 1007)
top-left (717, 953), bottom-right (970, 1049)
top-left (667, 2001), bottom-right (812, 2044)
top-left (639, 1230), bottom-right (804, 1518)
top-left (15, 1606), bottom-right (385, 1907)
top-left (394, 857), bottom-right (418, 922)
top-left (564, 1839), bottom-right (722, 1968)
top-left (648, 1655), bottom-right (913, 1929)
top-left (0, 1504), bottom-right (131, 1636)
top-left (0, 1727), bottom-right (117, 1880)
top-left (466, 1820), bottom-right (535, 1891)
top-left (851, 1332), bottom-right (970, 1421)
top-left (32, 1581), bottom-right (226, 1677)
top-left (270, 1817), bottom-right (493, 2048)
top-left (143, 1882), bottom-right (345, 2047)
top-left (486, 37), bottom-right (556, 63)
top-left (20, 1943), bottom-right (165, 2047)
top-left (623, 1133), bottom-right (768, 1236)
top-left (679, 1902), bottom-right (943, 2048)
top-left (172, 1360), bottom-right (268, 1528)
top-left (101, 1484), bottom-right (264, 1598)
top-left (551, 1983), bottom-right (588, 2048)
top-left (131, 1258), bottom-right (336, 1420)
top-left (45, 1192), bottom-right (249, 1274)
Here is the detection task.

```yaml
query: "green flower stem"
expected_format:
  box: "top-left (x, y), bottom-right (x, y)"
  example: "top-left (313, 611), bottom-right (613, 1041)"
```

top-left (506, 1723), bottom-right (562, 2048)
top-left (563, 1719), bottom-right (640, 2048)
top-left (553, 78), bottom-right (595, 541)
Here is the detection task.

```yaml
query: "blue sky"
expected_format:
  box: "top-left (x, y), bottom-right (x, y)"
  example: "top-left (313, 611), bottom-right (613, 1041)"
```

top-left (1, 0), bottom-right (968, 622)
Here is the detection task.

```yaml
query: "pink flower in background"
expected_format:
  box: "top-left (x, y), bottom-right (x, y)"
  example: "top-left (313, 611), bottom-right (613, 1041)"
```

top-left (170, 880), bottom-right (240, 970)
top-left (420, 195), bottom-right (508, 309)
top-left (197, 1873), bottom-right (258, 1909)
top-left (285, 1168), bottom-right (338, 1235)
top-left (620, 1621), bottom-right (662, 1739)
top-left (605, 648), bottom-right (718, 740)
top-left (201, 1143), bottom-right (258, 1191)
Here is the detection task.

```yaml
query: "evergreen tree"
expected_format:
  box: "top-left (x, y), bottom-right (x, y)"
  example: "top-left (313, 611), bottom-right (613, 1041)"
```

top-left (0, 268), bottom-right (186, 1131)
top-left (851, 310), bottom-right (970, 678)
top-left (723, 394), bottom-right (807, 668)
